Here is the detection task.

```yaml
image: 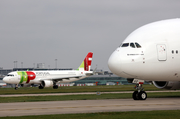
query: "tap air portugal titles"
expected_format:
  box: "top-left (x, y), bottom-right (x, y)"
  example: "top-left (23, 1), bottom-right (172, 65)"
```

top-left (108, 18), bottom-right (180, 100)
top-left (3, 52), bottom-right (93, 90)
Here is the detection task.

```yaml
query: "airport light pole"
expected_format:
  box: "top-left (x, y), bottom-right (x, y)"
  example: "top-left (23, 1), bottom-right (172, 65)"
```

top-left (16, 61), bottom-right (18, 68)
top-left (21, 62), bottom-right (23, 68)
top-left (33, 63), bottom-right (35, 68)
top-left (14, 61), bottom-right (18, 68)
top-left (14, 61), bottom-right (16, 68)
top-left (55, 59), bottom-right (57, 69)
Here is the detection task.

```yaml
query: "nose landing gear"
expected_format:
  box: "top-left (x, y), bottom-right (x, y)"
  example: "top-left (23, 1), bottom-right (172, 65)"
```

top-left (132, 84), bottom-right (147, 100)
top-left (15, 84), bottom-right (18, 90)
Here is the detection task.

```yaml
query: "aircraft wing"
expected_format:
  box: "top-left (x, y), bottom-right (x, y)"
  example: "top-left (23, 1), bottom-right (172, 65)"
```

top-left (85, 73), bottom-right (93, 76)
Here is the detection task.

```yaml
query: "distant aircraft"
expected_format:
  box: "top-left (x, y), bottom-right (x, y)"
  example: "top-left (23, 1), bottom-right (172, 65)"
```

top-left (108, 19), bottom-right (180, 100)
top-left (3, 52), bottom-right (93, 90)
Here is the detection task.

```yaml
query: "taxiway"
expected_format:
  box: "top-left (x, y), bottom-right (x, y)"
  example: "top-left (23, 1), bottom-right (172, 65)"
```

top-left (0, 98), bottom-right (180, 117)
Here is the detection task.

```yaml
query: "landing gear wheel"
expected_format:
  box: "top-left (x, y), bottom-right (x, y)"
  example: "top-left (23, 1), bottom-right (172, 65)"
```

top-left (132, 91), bottom-right (139, 100)
top-left (138, 91), bottom-right (147, 100)
top-left (38, 85), bottom-right (44, 89)
top-left (53, 85), bottom-right (58, 89)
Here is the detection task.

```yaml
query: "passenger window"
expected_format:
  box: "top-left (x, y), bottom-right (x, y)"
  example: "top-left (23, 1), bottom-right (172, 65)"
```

top-left (121, 43), bottom-right (129, 47)
top-left (130, 43), bottom-right (135, 48)
top-left (135, 42), bottom-right (141, 48)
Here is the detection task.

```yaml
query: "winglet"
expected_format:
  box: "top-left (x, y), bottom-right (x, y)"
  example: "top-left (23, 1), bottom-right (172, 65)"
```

top-left (77, 52), bottom-right (93, 71)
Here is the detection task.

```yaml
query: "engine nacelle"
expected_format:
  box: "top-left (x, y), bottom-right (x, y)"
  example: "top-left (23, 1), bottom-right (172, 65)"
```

top-left (41, 80), bottom-right (53, 87)
top-left (153, 81), bottom-right (180, 90)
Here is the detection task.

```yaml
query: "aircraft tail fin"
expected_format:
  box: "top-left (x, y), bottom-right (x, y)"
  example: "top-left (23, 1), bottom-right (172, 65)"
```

top-left (77, 52), bottom-right (93, 71)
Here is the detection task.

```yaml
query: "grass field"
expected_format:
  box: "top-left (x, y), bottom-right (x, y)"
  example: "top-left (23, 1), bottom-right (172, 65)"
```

top-left (0, 92), bottom-right (180, 103)
top-left (0, 85), bottom-right (160, 95)
top-left (1, 110), bottom-right (180, 119)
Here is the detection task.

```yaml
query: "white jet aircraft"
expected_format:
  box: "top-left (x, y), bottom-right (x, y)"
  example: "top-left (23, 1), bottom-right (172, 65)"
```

top-left (3, 52), bottom-right (93, 90)
top-left (108, 19), bottom-right (180, 100)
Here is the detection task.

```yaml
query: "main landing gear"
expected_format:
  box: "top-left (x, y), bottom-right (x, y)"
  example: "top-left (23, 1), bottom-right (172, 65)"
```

top-left (39, 85), bottom-right (44, 89)
top-left (53, 81), bottom-right (58, 89)
top-left (53, 85), bottom-right (58, 89)
top-left (132, 84), bottom-right (147, 100)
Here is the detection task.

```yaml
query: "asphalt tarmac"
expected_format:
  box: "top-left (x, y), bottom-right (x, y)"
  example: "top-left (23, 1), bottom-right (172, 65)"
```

top-left (0, 98), bottom-right (180, 117)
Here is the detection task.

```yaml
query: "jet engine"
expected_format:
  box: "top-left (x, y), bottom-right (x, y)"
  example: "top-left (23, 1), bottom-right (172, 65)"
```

top-left (41, 80), bottom-right (53, 87)
top-left (152, 81), bottom-right (180, 90)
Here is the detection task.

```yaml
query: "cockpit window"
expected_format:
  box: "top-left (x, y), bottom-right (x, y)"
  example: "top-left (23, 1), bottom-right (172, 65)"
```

top-left (7, 74), bottom-right (14, 77)
top-left (120, 42), bottom-right (141, 48)
top-left (121, 43), bottom-right (129, 47)
top-left (130, 43), bottom-right (135, 48)
top-left (135, 42), bottom-right (141, 48)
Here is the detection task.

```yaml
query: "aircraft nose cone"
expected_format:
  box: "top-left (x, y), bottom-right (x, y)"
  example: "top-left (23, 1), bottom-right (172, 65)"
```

top-left (3, 77), bottom-right (8, 83)
top-left (108, 51), bottom-right (121, 75)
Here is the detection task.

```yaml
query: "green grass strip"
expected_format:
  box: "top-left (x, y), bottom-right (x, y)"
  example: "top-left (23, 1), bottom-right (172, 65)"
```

top-left (0, 85), bottom-right (161, 95)
top-left (0, 92), bottom-right (180, 103)
top-left (1, 110), bottom-right (180, 119)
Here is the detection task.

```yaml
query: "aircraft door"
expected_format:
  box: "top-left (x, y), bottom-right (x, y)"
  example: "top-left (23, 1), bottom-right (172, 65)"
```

top-left (18, 75), bottom-right (21, 81)
top-left (157, 44), bottom-right (167, 61)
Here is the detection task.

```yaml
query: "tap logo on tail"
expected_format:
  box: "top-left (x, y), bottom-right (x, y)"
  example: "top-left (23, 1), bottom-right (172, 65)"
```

top-left (77, 52), bottom-right (93, 71)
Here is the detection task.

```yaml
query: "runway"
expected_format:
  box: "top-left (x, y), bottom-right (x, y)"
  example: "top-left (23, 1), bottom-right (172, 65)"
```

top-left (0, 98), bottom-right (180, 117)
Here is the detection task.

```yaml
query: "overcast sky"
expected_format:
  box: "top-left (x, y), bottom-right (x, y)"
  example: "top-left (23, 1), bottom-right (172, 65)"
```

top-left (0, 0), bottom-right (180, 70)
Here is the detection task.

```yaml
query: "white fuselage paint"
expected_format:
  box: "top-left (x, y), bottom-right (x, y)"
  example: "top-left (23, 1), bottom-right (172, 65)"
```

top-left (108, 19), bottom-right (180, 81)
top-left (3, 70), bottom-right (92, 84)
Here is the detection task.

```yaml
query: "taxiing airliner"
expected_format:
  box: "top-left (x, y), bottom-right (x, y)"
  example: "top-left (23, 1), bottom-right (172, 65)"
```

top-left (108, 19), bottom-right (180, 100)
top-left (3, 52), bottom-right (93, 90)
